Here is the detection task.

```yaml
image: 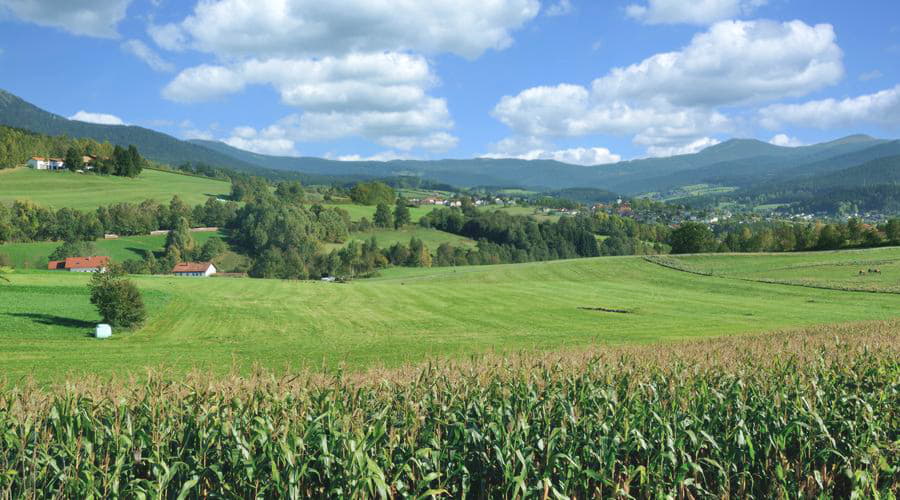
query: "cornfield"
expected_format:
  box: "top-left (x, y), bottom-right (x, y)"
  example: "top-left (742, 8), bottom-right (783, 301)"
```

top-left (1, 322), bottom-right (898, 498)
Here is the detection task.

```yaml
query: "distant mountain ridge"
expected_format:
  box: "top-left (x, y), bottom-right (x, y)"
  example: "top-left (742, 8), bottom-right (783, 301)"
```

top-left (2, 89), bottom-right (899, 196)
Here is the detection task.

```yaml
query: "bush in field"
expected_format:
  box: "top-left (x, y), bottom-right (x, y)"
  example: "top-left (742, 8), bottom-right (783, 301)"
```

top-left (88, 265), bottom-right (146, 328)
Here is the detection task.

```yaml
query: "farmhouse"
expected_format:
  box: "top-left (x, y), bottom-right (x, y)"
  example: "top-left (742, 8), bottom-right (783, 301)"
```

top-left (27, 157), bottom-right (66, 170)
top-left (47, 256), bottom-right (110, 273)
top-left (172, 262), bottom-right (217, 277)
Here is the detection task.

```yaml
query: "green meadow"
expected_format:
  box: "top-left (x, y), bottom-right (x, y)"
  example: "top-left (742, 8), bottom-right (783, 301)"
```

top-left (0, 167), bottom-right (230, 209)
top-left (321, 226), bottom-right (477, 252)
top-left (322, 202), bottom-right (435, 221)
top-left (0, 231), bottom-right (226, 269)
top-left (1, 247), bottom-right (898, 383)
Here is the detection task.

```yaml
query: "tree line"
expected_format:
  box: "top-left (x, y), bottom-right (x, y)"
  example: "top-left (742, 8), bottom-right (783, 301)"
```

top-left (669, 219), bottom-right (900, 254)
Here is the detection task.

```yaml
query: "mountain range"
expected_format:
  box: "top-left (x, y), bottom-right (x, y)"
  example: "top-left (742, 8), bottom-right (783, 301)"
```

top-left (1, 89), bottom-right (898, 199)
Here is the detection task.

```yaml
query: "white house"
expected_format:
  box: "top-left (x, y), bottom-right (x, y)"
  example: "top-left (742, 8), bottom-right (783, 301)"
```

top-left (172, 262), bottom-right (217, 277)
top-left (27, 157), bottom-right (66, 170)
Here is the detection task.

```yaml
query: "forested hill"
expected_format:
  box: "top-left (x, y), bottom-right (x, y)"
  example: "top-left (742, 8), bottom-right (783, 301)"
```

top-left (0, 90), bottom-right (263, 172)
top-left (3, 89), bottom-right (900, 196)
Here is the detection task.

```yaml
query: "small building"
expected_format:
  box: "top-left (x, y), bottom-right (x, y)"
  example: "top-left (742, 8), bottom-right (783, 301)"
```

top-left (64, 256), bottom-right (110, 273)
top-left (172, 262), bottom-right (217, 277)
top-left (27, 157), bottom-right (66, 170)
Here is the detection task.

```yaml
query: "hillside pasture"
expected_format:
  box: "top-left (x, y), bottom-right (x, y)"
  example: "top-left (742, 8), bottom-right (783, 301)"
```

top-left (672, 247), bottom-right (900, 293)
top-left (320, 226), bottom-right (477, 252)
top-left (0, 168), bottom-right (230, 210)
top-left (323, 202), bottom-right (434, 222)
top-left (1, 247), bottom-right (898, 383)
top-left (0, 231), bottom-right (227, 269)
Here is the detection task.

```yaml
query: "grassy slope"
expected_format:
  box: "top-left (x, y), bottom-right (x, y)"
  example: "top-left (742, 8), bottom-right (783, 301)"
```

top-left (323, 203), bottom-right (434, 222)
top-left (674, 247), bottom-right (900, 293)
top-left (0, 231), bottom-right (225, 269)
top-left (321, 227), bottom-right (477, 252)
top-left (2, 247), bottom-right (898, 383)
top-left (0, 168), bottom-right (230, 210)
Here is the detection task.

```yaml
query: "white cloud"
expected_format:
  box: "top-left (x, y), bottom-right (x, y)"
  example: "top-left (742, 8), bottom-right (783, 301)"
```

top-left (69, 111), bottom-right (126, 125)
top-left (769, 134), bottom-right (804, 147)
top-left (165, 52), bottom-right (457, 152)
top-left (223, 125), bottom-right (298, 156)
top-left (859, 70), bottom-right (883, 81)
top-left (163, 53), bottom-right (434, 109)
top-left (646, 137), bottom-right (720, 157)
top-left (591, 20), bottom-right (842, 108)
top-left (150, 0), bottom-right (539, 60)
top-left (334, 152), bottom-right (411, 162)
top-left (626, 0), bottom-right (767, 25)
top-left (121, 39), bottom-right (175, 72)
top-left (759, 85), bottom-right (900, 129)
top-left (492, 20), bottom-right (842, 155)
top-left (0, 0), bottom-right (132, 38)
top-left (483, 146), bottom-right (621, 166)
top-left (545, 0), bottom-right (573, 16)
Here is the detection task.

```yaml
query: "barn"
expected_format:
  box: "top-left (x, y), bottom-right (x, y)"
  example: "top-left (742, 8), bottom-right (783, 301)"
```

top-left (48, 256), bottom-right (110, 273)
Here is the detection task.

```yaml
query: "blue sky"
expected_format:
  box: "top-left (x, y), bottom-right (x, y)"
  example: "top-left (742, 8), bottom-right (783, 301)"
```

top-left (0, 0), bottom-right (898, 164)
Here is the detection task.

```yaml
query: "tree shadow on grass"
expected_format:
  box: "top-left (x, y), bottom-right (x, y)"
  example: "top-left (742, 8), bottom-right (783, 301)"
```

top-left (5, 313), bottom-right (96, 337)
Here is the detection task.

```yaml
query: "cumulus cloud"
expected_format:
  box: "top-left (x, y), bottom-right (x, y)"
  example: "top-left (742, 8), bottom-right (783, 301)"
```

top-left (592, 20), bottom-right (842, 108)
top-left (0, 0), bottom-right (132, 38)
top-left (646, 137), bottom-right (720, 157)
top-left (150, 0), bottom-right (539, 60)
top-left (492, 20), bottom-right (842, 156)
top-left (163, 53), bottom-right (433, 108)
top-left (759, 85), bottom-right (900, 129)
top-left (69, 111), bottom-right (126, 125)
top-left (121, 39), bottom-right (175, 72)
top-left (152, 1), bottom-right (532, 153)
top-left (769, 134), bottom-right (804, 147)
top-left (223, 125), bottom-right (299, 156)
top-left (334, 152), bottom-right (412, 162)
top-left (483, 146), bottom-right (621, 166)
top-left (626, 0), bottom-right (767, 25)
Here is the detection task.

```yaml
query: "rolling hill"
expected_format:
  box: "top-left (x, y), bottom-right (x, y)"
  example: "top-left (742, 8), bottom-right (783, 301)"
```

top-left (1, 247), bottom-right (898, 382)
top-left (0, 167), bottom-right (230, 210)
top-left (3, 88), bottom-right (900, 197)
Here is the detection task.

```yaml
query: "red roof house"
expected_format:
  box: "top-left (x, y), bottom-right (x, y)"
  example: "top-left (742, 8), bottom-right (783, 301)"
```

top-left (172, 262), bottom-right (217, 277)
top-left (62, 256), bottom-right (110, 272)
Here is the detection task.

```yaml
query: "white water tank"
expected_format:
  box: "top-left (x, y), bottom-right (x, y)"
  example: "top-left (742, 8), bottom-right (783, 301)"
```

top-left (95, 324), bottom-right (112, 339)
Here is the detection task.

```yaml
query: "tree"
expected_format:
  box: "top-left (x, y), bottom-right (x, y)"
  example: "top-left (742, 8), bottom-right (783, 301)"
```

top-left (88, 266), bottom-right (146, 328)
top-left (165, 217), bottom-right (196, 261)
top-left (669, 222), bottom-right (715, 254)
top-left (200, 237), bottom-right (228, 261)
top-left (64, 147), bottom-right (84, 171)
top-left (275, 181), bottom-right (305, 204)
top-left (394, 197), bottom-right (411, 228)
top-left (349, 182), bottom-right (396, 205)
top-left (49, 240), bottom-right (97, 261)
top-left (374, 203), bottom-right (393, 228)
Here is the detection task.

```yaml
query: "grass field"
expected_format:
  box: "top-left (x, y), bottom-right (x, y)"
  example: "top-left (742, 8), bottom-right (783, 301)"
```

top-left (321, 226), bottom-right (477, 252)
top-left (672, 248), bottom-right (900, 293)
top-left (0, 168), bottom-right (230, 210)
top-left (322, 203), bottom-right (435, 222)
top-left (0, 231), bottom-right (226, 269)
top-left (1, 247), bottom-right (898, 383)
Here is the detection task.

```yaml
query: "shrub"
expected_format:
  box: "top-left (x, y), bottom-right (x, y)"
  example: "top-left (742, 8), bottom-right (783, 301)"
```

top-left (88, 265), bottom-right (146, 328)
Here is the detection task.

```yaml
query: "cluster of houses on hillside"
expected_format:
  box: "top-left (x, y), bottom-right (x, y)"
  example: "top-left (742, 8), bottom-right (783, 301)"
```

top-left (27, 155), bottom-right (97, 171)
top-left (47, 256), bottom-right (218, 277)
top-left (408, 196), bottom-right (518, 208)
